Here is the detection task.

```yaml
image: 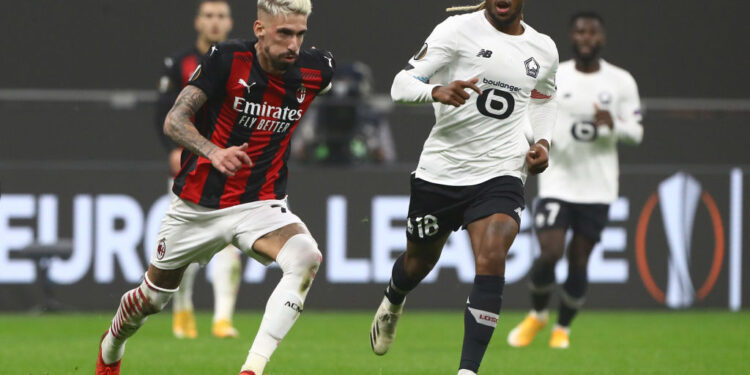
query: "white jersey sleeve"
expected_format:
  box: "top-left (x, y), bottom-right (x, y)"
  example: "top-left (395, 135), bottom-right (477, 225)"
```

top-left (613, 73), bottom-right (644, 145)
top-left (391, 18), bottom-right (458, 104)
top-left (528, 43), bottom-right (559, 143)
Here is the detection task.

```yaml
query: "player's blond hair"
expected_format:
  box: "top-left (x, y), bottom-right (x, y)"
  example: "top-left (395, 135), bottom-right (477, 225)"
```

top-left (258, 0), bottom-right (312, 17)
top-left (446, 1), bottom-right (485, 13)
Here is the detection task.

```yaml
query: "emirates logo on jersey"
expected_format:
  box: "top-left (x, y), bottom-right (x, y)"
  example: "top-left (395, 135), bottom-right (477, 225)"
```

top-left (156, 238), bottom-right (166, 260)
top-left (296, 86), bottom-right (307, 103)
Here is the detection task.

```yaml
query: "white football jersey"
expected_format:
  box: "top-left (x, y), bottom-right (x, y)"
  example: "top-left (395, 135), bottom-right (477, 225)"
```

top-left (538, 59), bottom-right (644, 204)
top-left (393, 11), bottom-right (559, 186)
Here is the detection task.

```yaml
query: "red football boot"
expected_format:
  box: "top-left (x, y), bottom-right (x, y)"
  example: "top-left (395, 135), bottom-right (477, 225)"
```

top-left (239, 372), bottom-right (255, 375)
top-left (96, 331), bottom-right (121, 375)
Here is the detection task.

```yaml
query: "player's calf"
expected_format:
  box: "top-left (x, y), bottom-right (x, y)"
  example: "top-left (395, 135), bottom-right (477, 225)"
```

top-left (528, 256), bottom-right (557, 312)
top-left (460, 275), bottom-right (504, 373)
top-left (370, 252), bottom-right (430, 356)
top-left (242, 234), bottom-right (322, 375)
top-left (98, 274), bottom-right (176, 369)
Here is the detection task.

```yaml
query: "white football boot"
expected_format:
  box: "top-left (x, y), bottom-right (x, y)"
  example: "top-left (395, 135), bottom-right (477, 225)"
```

top-left (369, 296), bottom-right (404, 355)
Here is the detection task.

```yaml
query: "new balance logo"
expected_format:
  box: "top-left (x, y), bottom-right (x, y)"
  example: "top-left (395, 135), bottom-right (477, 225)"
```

top-left (477, 49), bottom-right (493, 58)
top-left (238, 78), bottom-right (256, 93)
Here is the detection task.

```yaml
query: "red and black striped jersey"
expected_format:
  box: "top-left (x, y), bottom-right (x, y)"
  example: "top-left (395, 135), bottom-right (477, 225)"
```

top-left (155, 47), bottom-right (202, 152)
top-left (172, 39), bottom-right (336, 209)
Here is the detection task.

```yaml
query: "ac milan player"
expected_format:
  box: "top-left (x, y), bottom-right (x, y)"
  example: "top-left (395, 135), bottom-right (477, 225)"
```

top-left (96, 1), bottom-right (334, 374)
top-left (155, 0), bottom-right (243, 341)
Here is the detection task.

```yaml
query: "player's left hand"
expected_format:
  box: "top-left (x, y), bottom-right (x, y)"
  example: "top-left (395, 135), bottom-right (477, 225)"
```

top-left (526, 140), bottom-right (549, 175)
top-left (594, 104), bottom-right (614, 129)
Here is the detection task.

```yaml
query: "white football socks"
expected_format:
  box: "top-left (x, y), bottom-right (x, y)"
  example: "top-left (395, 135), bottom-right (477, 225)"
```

top-left (241, 234), bottom-right (322, 374)
top-left (530, 309), bottom-right (549, 322)
top-left (172, 263), bottom-right (198, 312)
top-left (212, 246), bottom-right (241, 322)
top-left (102, 275), bottom-right (175, 364)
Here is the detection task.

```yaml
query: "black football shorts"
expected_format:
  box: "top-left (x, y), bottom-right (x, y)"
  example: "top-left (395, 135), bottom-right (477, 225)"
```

top-left (534, 198), bottom-right (610, 242)
top-left (406, 174), bottom-right (525, 243)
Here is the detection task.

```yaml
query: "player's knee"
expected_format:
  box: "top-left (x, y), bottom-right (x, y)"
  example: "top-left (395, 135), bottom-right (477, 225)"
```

top-left (404, 252), bottom-right (438, 278)
top-left (138, 276), bottom-right (177, 315)
top-left (475, 250), bottom-right (506, 275)
top-left (278, 234), bottom-right (322, 276)
top-left (537, 250), bottom-right (562, 266)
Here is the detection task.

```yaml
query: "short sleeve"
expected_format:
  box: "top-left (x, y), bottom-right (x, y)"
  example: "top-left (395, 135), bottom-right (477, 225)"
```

top-left (403, 17), bottom-right (458, 83)
top-left (187, 44), bottom-right (229, 98)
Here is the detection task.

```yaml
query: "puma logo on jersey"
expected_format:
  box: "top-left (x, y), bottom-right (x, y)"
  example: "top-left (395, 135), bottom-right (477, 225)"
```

top-left (210, 45), bottom-right (218, 56)
top-left (514, 207), bottom-right (523, 217)
top-left (477, 49), bottom-right (493, 58)
top-left (238, 78), bottom-right (256, 93)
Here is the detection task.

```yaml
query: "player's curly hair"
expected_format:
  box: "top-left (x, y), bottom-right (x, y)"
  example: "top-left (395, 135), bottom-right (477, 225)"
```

top-left (258, 0), bottom-right (312, 17)
top-left (446, 1), bottom-right (485, 13)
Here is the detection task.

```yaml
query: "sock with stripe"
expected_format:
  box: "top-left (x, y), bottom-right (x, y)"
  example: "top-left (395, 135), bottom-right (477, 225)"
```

top-left (459, 275), bottom-right (504, 373)
top-left (100, 274), bottom-right (176, 364)
top-left (528, 257), bottom-right (556, 312)
top-left (558, 269), bottom-right (587, 327)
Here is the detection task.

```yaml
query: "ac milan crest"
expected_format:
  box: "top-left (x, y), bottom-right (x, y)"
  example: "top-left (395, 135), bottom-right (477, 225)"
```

top-left (157, 238), bottom-right (166, 260)
top-left (296, 86), bottom-right (306, 103)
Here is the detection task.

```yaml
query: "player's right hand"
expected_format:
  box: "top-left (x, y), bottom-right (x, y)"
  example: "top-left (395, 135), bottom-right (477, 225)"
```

top-left (209, 143), bottom-right (253, 177)
top-left (432, 78), bottom-right (482, 107)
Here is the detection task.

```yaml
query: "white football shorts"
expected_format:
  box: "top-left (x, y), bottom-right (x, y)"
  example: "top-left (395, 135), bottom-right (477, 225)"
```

top-left (150, 193), bottom-right (303, 270)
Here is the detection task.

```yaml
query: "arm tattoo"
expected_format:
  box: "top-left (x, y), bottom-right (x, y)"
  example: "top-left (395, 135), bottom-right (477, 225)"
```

top-left (163, 86), bottom-right (218, 159)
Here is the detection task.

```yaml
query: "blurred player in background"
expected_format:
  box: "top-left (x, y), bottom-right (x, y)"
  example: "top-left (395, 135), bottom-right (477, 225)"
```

top-left (155, 0), bottom-right (241, 340)
top-left (96, 0), bottom-right (334, 374)
top-left (369, 1), bottom-right (558, 374)
top-left (507, 11), bottom-right (643, 349)
top-left (291, 61), bottom-right (397, 164)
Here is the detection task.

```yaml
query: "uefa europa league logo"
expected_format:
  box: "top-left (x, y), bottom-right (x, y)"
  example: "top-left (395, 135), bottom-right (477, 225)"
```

top-left (636, 172), bottom-right (725, 309)
top-left (659, 173), bottom-right (702, 308)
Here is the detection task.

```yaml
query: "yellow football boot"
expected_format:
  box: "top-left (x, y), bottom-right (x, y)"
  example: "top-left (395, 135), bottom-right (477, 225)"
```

top-left (549, 326), bottom-right (570, 349)
top-left (173, 310), bottom-right (198, 339)
top-left (212, 319), bottom-right (239, 338)
top-left (507, 311), bottom-right (547, 347)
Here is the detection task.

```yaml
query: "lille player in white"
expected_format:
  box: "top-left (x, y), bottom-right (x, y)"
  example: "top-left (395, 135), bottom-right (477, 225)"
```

top-left (507, 12), bottom-right (643, 349)
top-left (368, 1), bottom-right (558, 374)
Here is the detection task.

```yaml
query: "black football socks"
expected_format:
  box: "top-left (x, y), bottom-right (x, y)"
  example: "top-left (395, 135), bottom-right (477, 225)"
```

top-left (384, 254), bottom-right (422, 305)
top-left (459, 275), bottom-right (505, 373)
top-left (529, 257), bottom-right (556, 312)
top-left (558, 269), bottom-right (588, 327)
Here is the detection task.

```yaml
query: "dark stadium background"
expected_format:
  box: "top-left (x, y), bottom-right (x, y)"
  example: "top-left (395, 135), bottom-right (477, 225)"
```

top-left (0, 0), bottom-right (748, 312)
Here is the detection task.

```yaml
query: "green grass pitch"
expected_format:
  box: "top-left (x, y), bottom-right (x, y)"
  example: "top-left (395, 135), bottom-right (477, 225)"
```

top-left (1, 310), bottom-right (747, 374)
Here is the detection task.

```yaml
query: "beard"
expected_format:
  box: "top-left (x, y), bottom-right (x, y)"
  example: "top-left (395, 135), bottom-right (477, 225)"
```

top-left (573, 44), bottom-right (601, 64)
top-left (265, 46), bottom-right (298, 71)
